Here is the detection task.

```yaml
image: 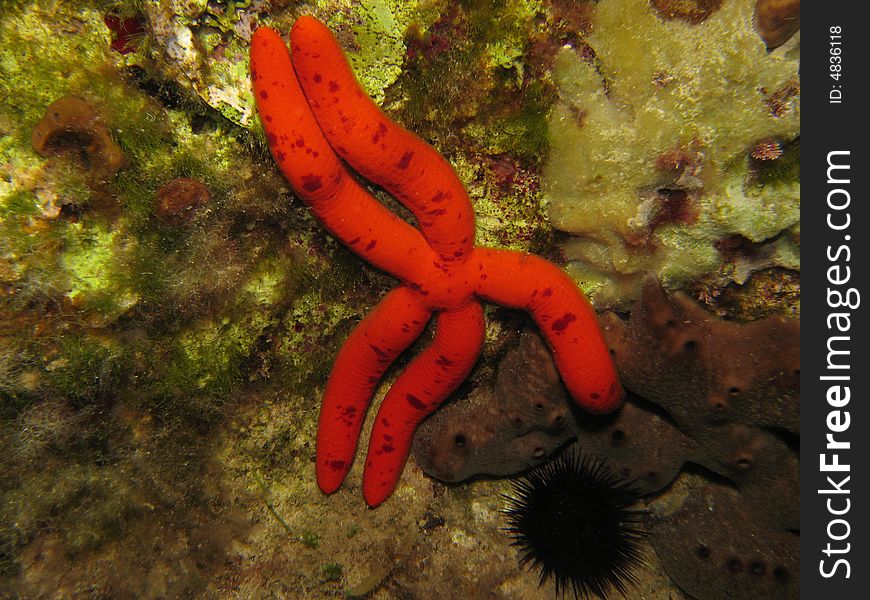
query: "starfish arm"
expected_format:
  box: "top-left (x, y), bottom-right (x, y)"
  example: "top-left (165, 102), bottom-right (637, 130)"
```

top-left (362, 301), bottom-right (485, 507)
top-left (289, 16), bottom-right (476, 265)
top-left (251, 27), bottom-right (438, 284)
top-left (474, 248), bottom-right (623, 414)
top-left (317, 286), bottom-right (432, 494)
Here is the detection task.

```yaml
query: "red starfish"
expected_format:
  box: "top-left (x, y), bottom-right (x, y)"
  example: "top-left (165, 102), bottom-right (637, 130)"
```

top-left (250, 16), bottom-right (623, 507)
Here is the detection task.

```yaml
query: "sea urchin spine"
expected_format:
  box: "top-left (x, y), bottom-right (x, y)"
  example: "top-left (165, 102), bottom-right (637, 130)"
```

top-left (503, 451), bottom-right (646, 598)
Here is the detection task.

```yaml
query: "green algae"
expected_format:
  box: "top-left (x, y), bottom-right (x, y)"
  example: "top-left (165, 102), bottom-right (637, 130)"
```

top-left (396, 0), bottom-right (553, 160)
top-left (60, 221), bottom-right (140, 318)
top-left (0, 0), bottom-right (380, 587)
top-left (140, 0), bottom-right (436, 126)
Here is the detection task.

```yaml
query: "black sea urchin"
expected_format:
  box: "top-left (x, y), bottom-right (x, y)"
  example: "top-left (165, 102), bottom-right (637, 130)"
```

top-left (503, 451), bottom-right (646, 598)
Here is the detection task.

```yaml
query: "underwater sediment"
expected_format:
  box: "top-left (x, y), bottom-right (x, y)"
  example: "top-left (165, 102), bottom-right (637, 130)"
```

top-left (1, 0), bottom-right (798, 597)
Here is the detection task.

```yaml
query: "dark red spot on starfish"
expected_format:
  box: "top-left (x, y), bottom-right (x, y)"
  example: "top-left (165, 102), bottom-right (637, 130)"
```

top-left (348, 237), bottom-right (361, 245)
top-left (396, 151), bottom-right (414, 169)
top-left (542, 288), bottom-right (553, 297)
top-left (435, 355), bottom-right (454, 367)
top-left (408, 282), bottom-right (429, 296)
top-left (406, 394), bottom-right (427, 411)
top-left (366, 240), bottom-right (377, 250)
top-left (265, 115), bottom-right (272, 122)
top-left (591, 392), bottom-right (600, 400)
top-left (552, 312), bottom-right (577, 333)
top-left (259, 90), bottom-right (269, 99)
top-left (313, 73), bottom-right (323, 83)
top-left (328, 460), bottom-right (346, 471)
top-left (428, 208), bottom-right (447, 216)
top-left (431, 191), bottom-right (446, 203)
top-left (276, 151), bottom-right (286, 162)
top-left (369, 344), bottom-right (388, 359)
top-left (295, 137), bottom-right (305, 147)
top-left (328, 80), bottom-right (340, 92)
top-left (301, 174), bottom-right (322, 192)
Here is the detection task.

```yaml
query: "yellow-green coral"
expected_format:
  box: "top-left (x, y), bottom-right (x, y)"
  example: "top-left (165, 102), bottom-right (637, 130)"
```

top-left (322, 0), bottom-right (418, 105)
top-left (544, 0), bottom-right (800, 305)
top-left (144, 0), bottom-right (437, 126)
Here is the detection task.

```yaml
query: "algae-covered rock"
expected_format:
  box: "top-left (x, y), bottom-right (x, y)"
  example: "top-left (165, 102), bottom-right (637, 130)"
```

top-left (544, 0), bottom-right (799, 305)
top-left (145, 0), bottom-right (435, 126)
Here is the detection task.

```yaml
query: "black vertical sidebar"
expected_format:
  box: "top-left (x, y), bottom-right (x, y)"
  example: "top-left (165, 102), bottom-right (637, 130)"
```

top-left (801, 2), bottom-right (869, 598)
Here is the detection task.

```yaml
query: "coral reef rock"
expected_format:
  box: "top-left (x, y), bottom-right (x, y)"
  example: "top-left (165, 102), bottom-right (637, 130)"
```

top-left (649, 0), bottom-right (725, 25)
top-left (544, 0), bottom-right (800, 305)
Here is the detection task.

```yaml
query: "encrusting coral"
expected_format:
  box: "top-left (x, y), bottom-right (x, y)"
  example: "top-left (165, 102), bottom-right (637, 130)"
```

top-left (413, 278), bottom-right (799, 599)
top-left (544, 0), bottom-right (800, 305)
